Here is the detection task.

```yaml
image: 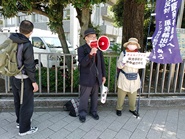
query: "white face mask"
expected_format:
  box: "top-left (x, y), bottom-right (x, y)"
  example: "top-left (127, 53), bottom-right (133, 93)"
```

top-left (88, 40), bottom-right (98, 48)
top-left (127, 44), bottom-right (137, 50)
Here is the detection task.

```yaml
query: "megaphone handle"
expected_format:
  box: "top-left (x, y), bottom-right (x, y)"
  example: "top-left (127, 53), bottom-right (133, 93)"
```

top-left (91, 50), bottom-right (97, 56)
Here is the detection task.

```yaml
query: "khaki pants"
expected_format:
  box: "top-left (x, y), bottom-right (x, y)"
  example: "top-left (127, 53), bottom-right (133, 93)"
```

top-left (116, 88), bottom-right (137, 111)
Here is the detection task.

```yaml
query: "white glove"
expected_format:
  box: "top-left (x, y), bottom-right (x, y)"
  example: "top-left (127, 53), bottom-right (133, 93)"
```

top-left (122, 56), bottom-right (128, 63)
top-left (145, 57), bottom-right (149, 61)
top-left (145, 52), bottom-right (151, 62)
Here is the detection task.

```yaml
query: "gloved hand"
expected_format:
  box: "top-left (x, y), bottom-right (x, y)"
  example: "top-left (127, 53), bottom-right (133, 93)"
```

top-left (145, 52), bottom-right (151, 63)
top-left (122, 56), bottom-right (128, 64)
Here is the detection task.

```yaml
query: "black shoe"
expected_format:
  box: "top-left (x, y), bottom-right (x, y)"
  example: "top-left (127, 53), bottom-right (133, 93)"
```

top-left (129, 110), bottom-right (139, 117)
top-left (90, 113), bottom-right (99, 120)
top-left (116, 110), bottom-right (122, 116)
top-left (79, 116), bottom-right (86, 123)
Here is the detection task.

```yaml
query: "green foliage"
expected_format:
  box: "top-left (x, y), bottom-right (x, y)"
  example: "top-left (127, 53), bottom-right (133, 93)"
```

top-left (109, 43), bottom-right (121, 54)
top-left (111, 0), bottom-right (123, 27)
top-left (135, 0), bottom-right (146, 4)
top-left (1, 0), bottom-right (18, 17)
top-left (1, 0), bottom-right (68, 29)
top-left (73, 68), bottom-right (80, 92)
top-left (70, 0), bottom-right (106, 9)
top-left (112, 0), bottom-right (156, 51)
top-left (35, 67), bottom-right (69, 92)
top-left (89, 24), bottom-right (101, 37)
top-left (35, 58), bottom-right (118, 92)
top-left (143, 2), bottom-right (156, 51)
top-left (0, 20), bottom-right (3, 25)
top-left (104, 56), bottom-right (117, 92)
top-left (35, 67), bottom-right (80, 92)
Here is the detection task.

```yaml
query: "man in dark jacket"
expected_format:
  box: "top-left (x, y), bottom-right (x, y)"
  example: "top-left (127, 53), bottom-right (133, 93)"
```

top-left (78, 28), bottom-right (106, 123)
top-left (10, 20), bottom-right (38, 136)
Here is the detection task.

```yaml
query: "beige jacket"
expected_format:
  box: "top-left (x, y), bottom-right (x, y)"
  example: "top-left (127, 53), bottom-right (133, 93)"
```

top-left (117, 51), bottom-right (141, 93)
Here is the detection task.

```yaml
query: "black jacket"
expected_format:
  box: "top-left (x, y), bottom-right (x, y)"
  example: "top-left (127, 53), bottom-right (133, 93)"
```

top-left (9, 33), bottom-right (36, 83)
top-left (78, 43), bottom-right (106, 87)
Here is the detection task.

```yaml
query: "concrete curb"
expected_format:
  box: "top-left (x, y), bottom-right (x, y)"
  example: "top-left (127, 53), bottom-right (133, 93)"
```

top-left (1, 97), bottom-right (185, 111)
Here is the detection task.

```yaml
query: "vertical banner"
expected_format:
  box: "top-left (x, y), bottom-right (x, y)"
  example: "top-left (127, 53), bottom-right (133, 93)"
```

top-left (149, 0), bottom-right (183, 64)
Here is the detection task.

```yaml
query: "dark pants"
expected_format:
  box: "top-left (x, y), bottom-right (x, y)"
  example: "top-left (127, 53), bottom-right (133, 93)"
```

top-left (78, 83), bottom-right (99, 117)
top-left (10, 77), bottom-right (34, 133)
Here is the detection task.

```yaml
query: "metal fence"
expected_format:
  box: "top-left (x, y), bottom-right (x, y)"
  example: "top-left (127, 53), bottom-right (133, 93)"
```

top-left (1, 52), bottom-right (185, 97)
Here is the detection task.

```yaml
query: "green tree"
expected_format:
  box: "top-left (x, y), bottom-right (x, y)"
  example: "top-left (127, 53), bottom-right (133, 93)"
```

top-left (143, 2), bottom-right (156, 51)
top-left (112, 0), bottom-right (146, 52)
top-left (123, 0), bottom-right (145, 52)
top-left (0, 0), bottom-right (74, 71)
top-left (112, 0), bottom-right (124, 27)
top-left (70, 0), bottom-right (106, 46)
top-left (0, 0), bottom-right (108, 70)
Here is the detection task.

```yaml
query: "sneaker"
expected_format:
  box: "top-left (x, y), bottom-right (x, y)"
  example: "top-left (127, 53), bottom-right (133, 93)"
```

top-left (18, 127), bottom-right (38, 136)
top-left (16, 123), bottom-right (19, 129)
top-left (16, 119), bottom-right (32, 129)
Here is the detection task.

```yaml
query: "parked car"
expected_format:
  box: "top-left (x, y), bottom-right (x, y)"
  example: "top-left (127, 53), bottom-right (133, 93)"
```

top-left (1, 27), bottom-right (76, 68)
top-left (30, 29), bottom-right (77, 68)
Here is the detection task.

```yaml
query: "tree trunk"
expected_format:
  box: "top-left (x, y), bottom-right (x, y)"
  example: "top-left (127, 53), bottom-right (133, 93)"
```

top-left (57, 26), bottom-right (72, 72)
top-left (51, 5), bottom-right (72, 72)
top-left (122, 0), bottom-right (145, 52)
top-left (76, 7), bottom-right (90, 46)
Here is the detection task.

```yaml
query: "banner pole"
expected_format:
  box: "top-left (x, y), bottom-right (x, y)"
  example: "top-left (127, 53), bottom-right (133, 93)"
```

top-left (170, 0), bottom-right (185, 86)
top-left (177, 0), bottom-right (185, 28)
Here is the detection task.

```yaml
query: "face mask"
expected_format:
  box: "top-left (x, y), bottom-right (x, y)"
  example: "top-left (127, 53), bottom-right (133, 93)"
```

top-left (127, 44), bottom-right (137, 50)
top-left (89, 40), bottom-right (98, 48)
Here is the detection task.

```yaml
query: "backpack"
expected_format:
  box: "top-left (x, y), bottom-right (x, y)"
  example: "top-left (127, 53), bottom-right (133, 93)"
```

top-left (63, 98), bottom-right (79, 117)
top-left (117, 50), bottom-right (126, 79)
top-left (0, 38), bottom-right (24, 76)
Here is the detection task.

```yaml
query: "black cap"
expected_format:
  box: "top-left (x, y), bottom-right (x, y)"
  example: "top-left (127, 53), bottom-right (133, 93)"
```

top-left (84, 28), bottom-right (96, 38)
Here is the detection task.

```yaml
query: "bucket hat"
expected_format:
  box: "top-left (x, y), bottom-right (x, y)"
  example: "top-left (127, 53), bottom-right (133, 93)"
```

top-left (123, 38), bottom-right (140, 49)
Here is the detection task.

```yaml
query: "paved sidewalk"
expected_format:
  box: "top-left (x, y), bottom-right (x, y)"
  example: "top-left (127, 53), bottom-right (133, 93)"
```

top-left (0, 106), bottom-right (185, 139)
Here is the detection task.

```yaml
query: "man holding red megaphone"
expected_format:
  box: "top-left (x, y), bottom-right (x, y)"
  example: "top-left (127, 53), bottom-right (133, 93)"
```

top-left (77, 28), bottom-right (107, 123)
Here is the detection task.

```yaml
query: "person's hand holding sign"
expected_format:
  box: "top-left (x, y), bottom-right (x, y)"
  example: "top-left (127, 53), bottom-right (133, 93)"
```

top-left (122, 56), bottom-right (128, 64)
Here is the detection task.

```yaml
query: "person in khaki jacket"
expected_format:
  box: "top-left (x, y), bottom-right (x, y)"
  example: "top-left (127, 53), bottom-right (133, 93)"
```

top-left (116, 38), bottom-right (141, 117)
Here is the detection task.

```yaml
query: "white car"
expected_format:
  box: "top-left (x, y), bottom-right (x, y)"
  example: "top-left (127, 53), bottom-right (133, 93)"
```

top-left (1, 27), bottom-right (76, 68)
top-left (30, 29), bottom-right (76, 68)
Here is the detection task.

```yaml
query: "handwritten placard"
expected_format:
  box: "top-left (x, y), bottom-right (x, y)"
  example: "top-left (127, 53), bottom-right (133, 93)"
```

top-left (124, 52), bottom-right (149, 69)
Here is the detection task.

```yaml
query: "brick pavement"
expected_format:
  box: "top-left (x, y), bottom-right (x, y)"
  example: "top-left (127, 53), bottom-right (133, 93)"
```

top-left (0, 106), bottom-right (185, 139)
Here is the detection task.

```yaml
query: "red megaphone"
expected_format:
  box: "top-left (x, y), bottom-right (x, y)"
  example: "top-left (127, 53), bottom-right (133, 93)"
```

top-left (89, 36), bottom-right (110, 52)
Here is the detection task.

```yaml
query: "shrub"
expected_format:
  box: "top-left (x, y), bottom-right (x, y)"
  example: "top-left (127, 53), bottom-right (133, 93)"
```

top-left (104, 56), bottom-right (118, 92)
top-left (35, 67), bottom-right (70, 92)
top-left (35, 56), bottom-right (118, 93)
top-left (73, 68), bottom-right (80, 92)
